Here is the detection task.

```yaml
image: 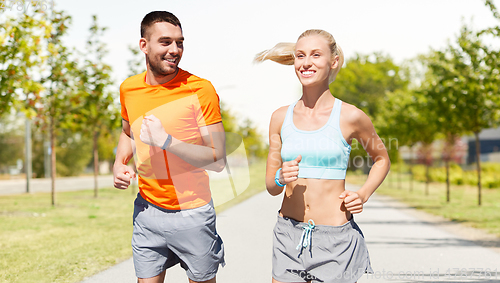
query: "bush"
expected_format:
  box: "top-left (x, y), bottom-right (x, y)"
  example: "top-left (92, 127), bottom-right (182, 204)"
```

top-left (412, 165), bottom-right (427, 182)
top-left (391, 162), bottom-right (410, 174)
top-left (429, 167), bottom-right (446, 182)
top-left (482, 175), bottom-right (500, 189)
top-left (481, 162), bottom-right (500, 173)
top-left (410, 162), bottom-right (499, 189)
top-left (463, 171), bottom-right (478, 186)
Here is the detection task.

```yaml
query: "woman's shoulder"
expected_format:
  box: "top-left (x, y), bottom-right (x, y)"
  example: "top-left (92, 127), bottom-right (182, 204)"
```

top-left (339, 101), bottom-right (374, 134)
top-left (269, 105), bottom-right (291, 132)
top-left (272, 105), bottom-right (289, 118)
top-left (340, 101), bottom-right (370, 123)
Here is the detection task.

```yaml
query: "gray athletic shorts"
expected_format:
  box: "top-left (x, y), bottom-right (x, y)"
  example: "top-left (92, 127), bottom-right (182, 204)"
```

top-left (132, 194), bottom-right (225, 281)
top-left (272, 213), bottom-right (373, 283)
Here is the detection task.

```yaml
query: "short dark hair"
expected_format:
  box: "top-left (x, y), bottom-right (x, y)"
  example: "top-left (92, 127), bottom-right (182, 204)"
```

top-left (141, 11), bottom-right (182, 39)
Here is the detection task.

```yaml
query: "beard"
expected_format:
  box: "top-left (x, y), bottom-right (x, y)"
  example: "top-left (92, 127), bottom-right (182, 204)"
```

top-left (146, 54), bottom-right (178, 77)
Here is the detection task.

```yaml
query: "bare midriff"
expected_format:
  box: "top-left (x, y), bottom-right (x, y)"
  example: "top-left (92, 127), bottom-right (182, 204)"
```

top-left (279, 178), bottom-right (350, 226)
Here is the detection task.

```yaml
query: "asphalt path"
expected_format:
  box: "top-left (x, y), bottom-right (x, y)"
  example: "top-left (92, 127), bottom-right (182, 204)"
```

top-left (80, 183), bottom-right (500, 283)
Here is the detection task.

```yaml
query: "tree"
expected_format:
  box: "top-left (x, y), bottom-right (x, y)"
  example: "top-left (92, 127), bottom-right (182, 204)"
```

top-left (0, 10), bottom-right (47, 117)
top-left (484, 0), bottom-right (500, 20)
top-left (75, 15), bottom-right (118, 198)
top-left (31, 9), bottom-right (80, 206)
top-left (238, 118), bottom-right (266, 160)
top-left (1, 8), bottom-right (81, 205)
top-left (421, 45), bottom-right (473, 202)
top-left (220, 101), bottom-right (266, 161)
top-left (330, 53), bottom-right (408, 119)
top-left (377, 86), bottom-right (439, 194)
top-left (220, 101), bottom-right (240, 155)
top-left (423, 23), bottom-right (500, 205)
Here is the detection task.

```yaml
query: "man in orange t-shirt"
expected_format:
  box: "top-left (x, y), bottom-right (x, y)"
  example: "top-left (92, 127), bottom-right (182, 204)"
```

top-left (113, 11), bottom-right (225, 283)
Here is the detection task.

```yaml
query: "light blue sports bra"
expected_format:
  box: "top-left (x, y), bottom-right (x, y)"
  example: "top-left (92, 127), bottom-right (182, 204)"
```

top-left (280, 98), bottom-right (351, 179)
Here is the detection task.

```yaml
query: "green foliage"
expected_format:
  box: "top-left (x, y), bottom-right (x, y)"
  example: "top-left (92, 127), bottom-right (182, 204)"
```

top-left (484, 0), bottom-right (500, 20)
top-left (72, 15), bottom-right (119, 193)
top-left (421, 23), bottom-right (500, 137)
top-left (127, 44), bottom-right (146, 77)
top-left (0, 9), bottom-right (49, 117)
top-left (220, 102), bottom-right (266, 161)
top-left (34, 10), bottom-right (79, 127)
top-left (411, 163), bottom-right (500, 188)
top-left (30, 129), bottom-right (46, 178)
top-left (74, 14), bottom-right (118, 134)
top-left (331, 53), bottom-right (410, 170)
top-left (330, 53), bottom-right (408, 119)
top-left (0, 114), bottom-right (24, 173)
top-left (55, 131), bottom-right (93, 177)
top-left (239, 118), bottom-right (267, 160)
top-left (29, 125), bottom-right (95, 178)
top-left (220, 101), bottom-right (238, 133)
top-left (389, 161), bottom-right (411, 174)
top-left (481, 162), bottom-right (500, 173)
top-left (97, 127), bottom-right (121, 162)
top-left (419, 20), bottom-right (500, 204)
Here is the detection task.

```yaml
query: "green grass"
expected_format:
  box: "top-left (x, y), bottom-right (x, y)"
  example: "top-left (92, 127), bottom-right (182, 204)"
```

top-left (346, 172), bottom-right (500, 237)
top-left (0, 161), bottom-right (267, 283)
top-left (0, 188), bottom-right (135, 283)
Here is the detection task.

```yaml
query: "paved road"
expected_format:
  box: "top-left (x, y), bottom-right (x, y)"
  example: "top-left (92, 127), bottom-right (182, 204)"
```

top-left (81, 184), bottom-right (500, 283)
top-left (0, 175), bottom-right (115, 195)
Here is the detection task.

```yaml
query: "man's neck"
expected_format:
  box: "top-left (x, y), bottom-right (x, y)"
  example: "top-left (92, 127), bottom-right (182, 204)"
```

top-left (145, 68), bottom-right (179, 85)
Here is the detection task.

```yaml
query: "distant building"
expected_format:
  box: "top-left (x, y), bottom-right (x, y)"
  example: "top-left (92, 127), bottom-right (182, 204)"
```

top-left (466, 127), bottom-right (500, 164)
top-left (398, 127), bottom-right (500, 166)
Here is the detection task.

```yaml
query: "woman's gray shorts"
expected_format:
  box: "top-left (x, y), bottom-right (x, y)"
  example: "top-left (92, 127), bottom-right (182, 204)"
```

top-left (272, 213), bottom-right (373, 283)
top-left (132, 194), bottom-right (225, 281)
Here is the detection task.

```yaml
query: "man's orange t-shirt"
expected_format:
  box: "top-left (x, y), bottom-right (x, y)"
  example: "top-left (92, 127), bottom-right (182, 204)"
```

top-left (120, 69), bottom-right (222, 210)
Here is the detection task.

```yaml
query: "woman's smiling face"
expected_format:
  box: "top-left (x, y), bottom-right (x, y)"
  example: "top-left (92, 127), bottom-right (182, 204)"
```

top-left (294, 35), bottom-right (338, 87)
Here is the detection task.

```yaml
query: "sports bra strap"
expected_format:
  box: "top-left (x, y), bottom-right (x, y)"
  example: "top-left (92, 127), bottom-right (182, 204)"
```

top-left (283, 100), bottom-right (298, 125)
top-left (332, 98), bottom-right (342, 131)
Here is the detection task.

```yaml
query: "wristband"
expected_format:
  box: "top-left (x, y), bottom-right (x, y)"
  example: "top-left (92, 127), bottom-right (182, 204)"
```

top-left (161, 134), bottom-right (172, 150)
top-left (275, 168), bottom-right (285, 187)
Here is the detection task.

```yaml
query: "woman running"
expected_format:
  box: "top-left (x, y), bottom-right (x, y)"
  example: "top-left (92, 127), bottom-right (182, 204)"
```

top-left (255, 29), bottom-right (390, 283)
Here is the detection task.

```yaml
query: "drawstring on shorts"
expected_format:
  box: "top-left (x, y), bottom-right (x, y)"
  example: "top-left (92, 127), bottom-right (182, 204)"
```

top-left (296, 219), bottom-right (315, 256)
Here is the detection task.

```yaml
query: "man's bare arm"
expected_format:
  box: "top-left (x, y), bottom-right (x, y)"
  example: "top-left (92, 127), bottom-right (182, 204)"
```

top-left (113, 119), bottom-right (136, 189)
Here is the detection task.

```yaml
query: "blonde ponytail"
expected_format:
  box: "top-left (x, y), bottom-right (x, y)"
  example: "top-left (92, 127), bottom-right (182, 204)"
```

top-left (255, 29), bottom-right (344, 83)
top-left (254, 42), bottom-right (295, 65)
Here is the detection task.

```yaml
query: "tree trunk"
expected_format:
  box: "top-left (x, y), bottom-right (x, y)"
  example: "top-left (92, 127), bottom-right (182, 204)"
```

top-left (50, 116), bottom-right (56, 206)
top-left (446, 159), bottom-right (450, 203)
top-left (425, 164), bottom-right (430, 196)
top-left (398, 163), bottom-right (402, 189)
top-left (93, 130), bottom-right (99, 198)
top-left (475, 132), bottom-right (482, 206)
top-left (409, 146), bottom-right (413, 192)
top-left (25, 117), bottom-right (32, 193)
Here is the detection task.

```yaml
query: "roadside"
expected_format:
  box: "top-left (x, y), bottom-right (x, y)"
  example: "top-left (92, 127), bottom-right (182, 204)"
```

top-left (81, 183), bottom-right (500, 283)
top-left (0, 175), bottom-right (115, 195)
top-left (347, 173), bottom-right (500, 238)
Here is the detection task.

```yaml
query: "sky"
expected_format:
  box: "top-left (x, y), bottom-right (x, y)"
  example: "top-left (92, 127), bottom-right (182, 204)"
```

top-left (15, 0), bottom-right (500, 138)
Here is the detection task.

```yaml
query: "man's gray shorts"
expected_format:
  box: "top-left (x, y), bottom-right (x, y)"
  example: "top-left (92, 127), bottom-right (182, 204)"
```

top-left (132, 194), bottom-right (225, 281)
top-left (272, 213), bottom-right (373, 283)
